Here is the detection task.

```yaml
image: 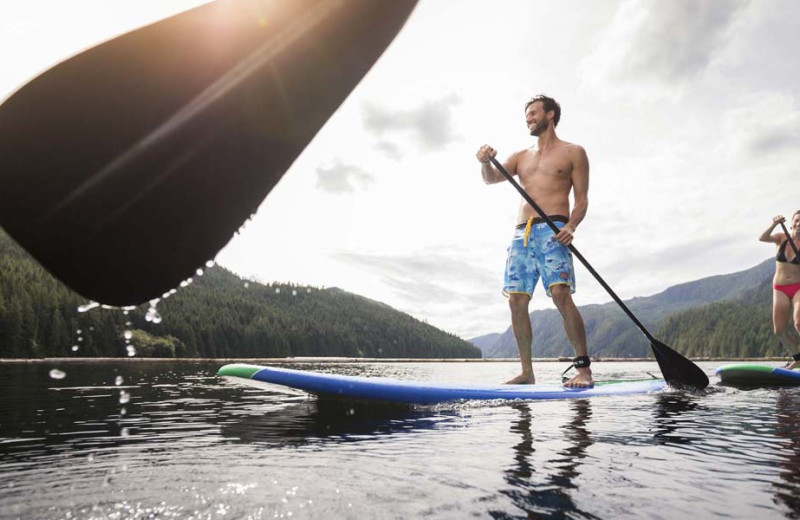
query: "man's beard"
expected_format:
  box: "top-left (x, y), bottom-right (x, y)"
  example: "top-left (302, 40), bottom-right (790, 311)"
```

top-left (529, 120), bottom-right (547, 136)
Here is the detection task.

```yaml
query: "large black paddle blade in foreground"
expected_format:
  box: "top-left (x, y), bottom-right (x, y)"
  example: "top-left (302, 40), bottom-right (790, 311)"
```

top-left (0, 0), bottom-right (417, 307)
top-left (488, 157), bottom-right (709, 390)
top-left (650, 338), bottom-right (708, 390)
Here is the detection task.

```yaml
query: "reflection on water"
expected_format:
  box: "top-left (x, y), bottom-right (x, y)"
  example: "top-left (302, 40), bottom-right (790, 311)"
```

top-left (2, 361), bottom-right (800, 518)
top-left (651, 392), bottom-right (705, 446)
top-left (774, 390), bottom-right (800, 515)
top-left (491, 400), bottom-right (599, 520)
top-left (220, 399), bottom-right (457, 447)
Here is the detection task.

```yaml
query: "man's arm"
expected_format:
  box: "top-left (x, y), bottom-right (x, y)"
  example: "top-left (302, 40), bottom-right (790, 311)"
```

top-left (556, 145), bottom-right (589, 246)
top-left (477, 145), bottom-right (517, 184)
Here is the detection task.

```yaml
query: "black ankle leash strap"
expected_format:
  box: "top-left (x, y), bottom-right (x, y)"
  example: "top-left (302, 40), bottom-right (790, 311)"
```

top-left (561, 356), bottom-right (591, 382)
top-left (793, 352), bottom-right (800, 362)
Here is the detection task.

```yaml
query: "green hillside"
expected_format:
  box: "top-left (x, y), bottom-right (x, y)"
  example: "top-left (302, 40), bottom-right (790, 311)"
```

top-left (477, 259), bottom-right (776, 358)
top-left (0, 229), bottom-right (479, 359)
top-left (657, 280), bottom-right (787, 358)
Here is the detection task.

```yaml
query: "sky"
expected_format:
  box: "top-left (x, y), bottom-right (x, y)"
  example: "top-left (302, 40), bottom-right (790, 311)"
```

top-left (2, 0), bottom-right (799, 340)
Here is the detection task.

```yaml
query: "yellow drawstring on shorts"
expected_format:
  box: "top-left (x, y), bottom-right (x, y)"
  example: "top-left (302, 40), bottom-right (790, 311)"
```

top-left (523, 216), bottom-right (534, 248)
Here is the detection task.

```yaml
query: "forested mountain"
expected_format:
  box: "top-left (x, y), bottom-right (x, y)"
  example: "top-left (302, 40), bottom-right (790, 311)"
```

top-left (658, 279), bottom-right (782, 358)
top-left (0, 229), bottom-right (479, 359)
top-left (473, 259), bottom-right (776, 358)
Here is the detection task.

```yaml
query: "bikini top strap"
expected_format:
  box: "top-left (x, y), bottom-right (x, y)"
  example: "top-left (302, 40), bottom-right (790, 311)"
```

top-left (779, 239), bottom-right (800, 264)
top-left (778, 240), bottom-right (789, 262)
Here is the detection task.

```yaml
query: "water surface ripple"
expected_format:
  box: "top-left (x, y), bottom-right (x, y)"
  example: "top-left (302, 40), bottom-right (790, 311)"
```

top-left (1, 361), bottom-right (799, 519)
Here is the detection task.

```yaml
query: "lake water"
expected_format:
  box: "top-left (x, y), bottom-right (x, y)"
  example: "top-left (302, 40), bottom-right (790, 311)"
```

top-left (1, 360), bottom-right (798, 519)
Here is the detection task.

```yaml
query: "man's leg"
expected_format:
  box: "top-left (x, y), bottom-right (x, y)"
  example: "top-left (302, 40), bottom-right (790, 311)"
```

top-left (507, 293), bottom-right (535, 384)
top-left (551, 285), bottom-right (592, 387)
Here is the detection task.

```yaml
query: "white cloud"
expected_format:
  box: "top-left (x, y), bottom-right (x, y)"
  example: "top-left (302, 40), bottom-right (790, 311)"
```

top-left (315, 161), bottom-right (374, 194)
top-left (720, 91), bottom-right (800, 158)
top-left (581, 0), bottom-right (749, 97)
top-left (362, 95), bottom-right (461, 151)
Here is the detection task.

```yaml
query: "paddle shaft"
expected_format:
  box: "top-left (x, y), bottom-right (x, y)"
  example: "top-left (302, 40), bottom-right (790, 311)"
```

top-left (489, 157), bottom-right (657, 344)
top-left (779, 221), bottom-right (800, 260)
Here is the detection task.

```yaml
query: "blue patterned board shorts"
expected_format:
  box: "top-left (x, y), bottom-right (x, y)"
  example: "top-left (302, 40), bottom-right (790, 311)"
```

top-left (503, 218), bottom-right (576, 298)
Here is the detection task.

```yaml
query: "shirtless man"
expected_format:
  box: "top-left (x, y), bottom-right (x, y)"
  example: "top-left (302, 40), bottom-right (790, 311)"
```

top-left (476, 94), bottom-right (592, 388)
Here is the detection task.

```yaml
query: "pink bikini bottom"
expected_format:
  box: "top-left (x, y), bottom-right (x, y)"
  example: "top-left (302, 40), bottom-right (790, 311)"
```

top-left (774, 281), bottom-right (800, 300)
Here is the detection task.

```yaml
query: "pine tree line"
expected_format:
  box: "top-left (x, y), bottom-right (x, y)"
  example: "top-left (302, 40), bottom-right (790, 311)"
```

top-left (0, 229), bottom-right (480, 359)
top-left (657, 279), bottom-right (792, 358)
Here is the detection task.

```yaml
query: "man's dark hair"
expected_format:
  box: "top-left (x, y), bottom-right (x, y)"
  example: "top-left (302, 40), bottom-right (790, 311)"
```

top-left (524, 95), bottom-right (561, 127)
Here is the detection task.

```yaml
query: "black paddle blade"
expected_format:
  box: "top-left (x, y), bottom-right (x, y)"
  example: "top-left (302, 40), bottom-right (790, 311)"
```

top-left (650, 339), bottom-right (709, 390)
top-left (0, 0), bottom-right (417, 307)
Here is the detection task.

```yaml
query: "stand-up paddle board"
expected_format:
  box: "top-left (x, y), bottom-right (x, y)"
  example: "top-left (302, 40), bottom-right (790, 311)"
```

top-left (716, 364), bottom-right (800, 387)
top-left (218, 364), bottom-right (667, 404)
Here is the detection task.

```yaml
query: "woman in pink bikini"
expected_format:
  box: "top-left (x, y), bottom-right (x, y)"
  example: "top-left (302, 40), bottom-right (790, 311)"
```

top-left (759, 211), bottom-right (800, 369)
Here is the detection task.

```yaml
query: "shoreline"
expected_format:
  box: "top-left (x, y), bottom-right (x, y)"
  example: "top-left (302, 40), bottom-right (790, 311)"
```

top-left (0, 356), bottom-right (790, 364)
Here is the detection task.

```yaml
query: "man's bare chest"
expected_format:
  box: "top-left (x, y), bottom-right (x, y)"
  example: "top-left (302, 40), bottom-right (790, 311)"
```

top-left (517, 153), bottom-right (573, 182)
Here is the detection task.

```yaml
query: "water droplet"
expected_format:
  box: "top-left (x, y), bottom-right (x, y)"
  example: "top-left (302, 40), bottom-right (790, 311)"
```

top-left (196, 268), bottom-right (204, 276)
top-left (307, 289), bottom-right (311, 293)
top-left (145, 302), bottom-right (162, 324)
top-left (115, 376), bottom-right (124, 386)
top-left (77, 337), bottom-right (83, 342)
top-left (49, 369), bottom-right (66, 380)
top-left (244, 282), bottom-right (249, 288)
top-left (78, 301), bottom-right (100, 313)
top-left (275, 288), bottom-right (280, 294)
top-left (87, 454), bottom-right (94, 462)
top-left (120, 427), bottom-right (130, 437)
top-left (292, 290), bottom-right (297, 296)
top-left (205, 260), bottom-right (215, 268)
top-left (120, 407), bottom-right (127, 416)
top-left (71, 345), bottom-right (79, 352)
top-left (124, 331), bottom-right (132, 340)
top-left (119, 391), bottom-right (130, 404)
top-left (126, 346), bottom-right (137, 357)
top-left (76, 329), bottom-right (82, 334)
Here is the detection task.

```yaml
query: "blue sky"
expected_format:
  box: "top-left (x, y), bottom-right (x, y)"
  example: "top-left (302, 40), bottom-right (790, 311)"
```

top-left (2, 1), bottom-right (799, 339)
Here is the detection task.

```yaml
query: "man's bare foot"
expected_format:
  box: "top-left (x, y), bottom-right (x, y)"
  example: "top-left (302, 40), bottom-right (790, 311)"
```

top-left (505, 373), bottom-right (536, 385)
top-left (786, 360), bottom-right (798, 370)
top-left (563, 368), bottom-right (593, 388)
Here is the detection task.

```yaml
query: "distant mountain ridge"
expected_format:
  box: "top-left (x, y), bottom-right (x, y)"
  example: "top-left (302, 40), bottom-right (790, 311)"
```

top-left (471, 259), bottom-right (774, 358)
top-left (0, 228), bottom-right (479, 359)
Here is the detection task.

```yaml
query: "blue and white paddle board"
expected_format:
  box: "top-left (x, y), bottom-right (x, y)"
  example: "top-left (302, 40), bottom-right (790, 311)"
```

top-left (217, 363), bottom-right (667, 404)
top-left (716, 364), bottom-right (800, 386)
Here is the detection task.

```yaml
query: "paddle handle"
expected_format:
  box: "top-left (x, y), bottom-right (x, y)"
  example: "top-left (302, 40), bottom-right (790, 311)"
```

top-left (489, 157), bottom-right (656, 344)
top-left (779, 221), bottom-right (800, 259)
